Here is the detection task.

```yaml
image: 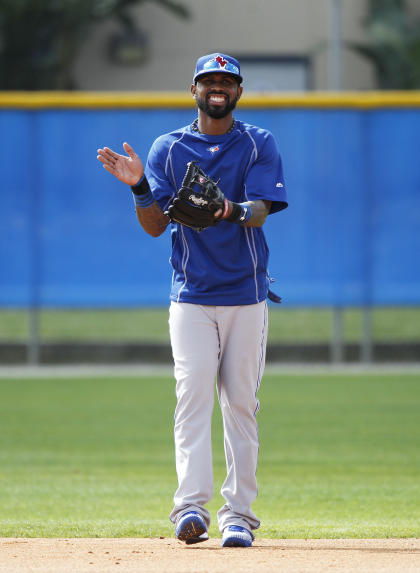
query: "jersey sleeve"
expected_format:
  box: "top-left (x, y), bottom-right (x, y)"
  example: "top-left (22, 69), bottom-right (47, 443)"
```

top-left (244, 130), bottom-right (288, 214)
top-left (144, 136), bottom-right (177, 212)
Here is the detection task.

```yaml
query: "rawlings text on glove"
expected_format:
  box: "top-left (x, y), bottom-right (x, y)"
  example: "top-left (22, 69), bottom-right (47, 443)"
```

top-left (165, 162), bottom-right (226, 232)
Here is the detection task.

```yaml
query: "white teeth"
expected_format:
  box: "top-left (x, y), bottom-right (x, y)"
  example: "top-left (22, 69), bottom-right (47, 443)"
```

top-left (209, 95), bottom-right (225, 103)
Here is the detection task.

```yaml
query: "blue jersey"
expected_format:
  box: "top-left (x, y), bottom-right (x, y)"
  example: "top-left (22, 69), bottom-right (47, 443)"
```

top-left (145, 119), bottom-right (288, 305)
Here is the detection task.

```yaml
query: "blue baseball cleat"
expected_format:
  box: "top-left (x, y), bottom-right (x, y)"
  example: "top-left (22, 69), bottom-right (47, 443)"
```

top-left (175, 511), bottom-right (208, 544)
top-left (221, 525), bottom-right (253, 547)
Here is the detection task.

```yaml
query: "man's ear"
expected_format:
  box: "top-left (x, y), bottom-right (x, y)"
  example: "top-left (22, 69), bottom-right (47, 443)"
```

top-left (190, 84), bottom-right (196, 98)
top-left (237, 85), bottom-right (243, 101)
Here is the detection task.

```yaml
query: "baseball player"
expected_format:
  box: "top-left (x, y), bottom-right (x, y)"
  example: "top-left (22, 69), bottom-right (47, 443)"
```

top-left (97, 53), bottom-right (288, 547)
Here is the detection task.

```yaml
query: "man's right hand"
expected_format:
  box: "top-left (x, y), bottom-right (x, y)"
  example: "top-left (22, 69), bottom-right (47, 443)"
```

top-left (97, 142), bottom-right (144, 186)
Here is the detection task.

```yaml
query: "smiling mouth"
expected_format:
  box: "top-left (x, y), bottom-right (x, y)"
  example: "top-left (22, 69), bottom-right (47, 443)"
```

top-left (208, 94), bottom-right (227, 105)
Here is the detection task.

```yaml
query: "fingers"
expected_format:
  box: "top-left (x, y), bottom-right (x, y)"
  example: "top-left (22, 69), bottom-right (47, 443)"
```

top-left (97, 150), bottom-right (116, 172)
top-left (98, 146), bottom-right (120, 160)
top-left (97, 142), bottom-right (143, 185)
top-left (102, 164), bottom-right (115, 175)
top-left (123, 142), bottom-right (136, 159)
top-left (97, 143), bottom-right (137, 166)
top-left (97, 147), bottom-right (117, 158)
top-left (97, 155), bottom-right (116, 175)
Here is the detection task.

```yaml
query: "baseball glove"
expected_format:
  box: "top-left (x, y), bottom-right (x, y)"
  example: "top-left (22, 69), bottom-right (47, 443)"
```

top-left (165, 162), bottom-right (225, 232)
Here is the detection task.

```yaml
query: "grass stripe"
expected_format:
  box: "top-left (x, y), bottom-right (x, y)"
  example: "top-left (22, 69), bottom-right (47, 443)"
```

top-left (1, 308), bottom-right (420, 342)
top-left (0, 373), bottom-right (418, 538)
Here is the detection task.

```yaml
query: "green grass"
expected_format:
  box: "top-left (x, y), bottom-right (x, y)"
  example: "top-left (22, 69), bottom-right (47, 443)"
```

top-left (0, 372), bottom-right (419, 538)
top-left (1, 307), bottom-right (420, 342)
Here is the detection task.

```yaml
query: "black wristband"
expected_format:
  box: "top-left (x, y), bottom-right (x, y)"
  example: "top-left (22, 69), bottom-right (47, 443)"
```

top-left (224, 202), bottom-right (253, 225)
top-left (225, 202), bottom-right (242, 221)
top-left (131, 175), bottom-right (151, 196)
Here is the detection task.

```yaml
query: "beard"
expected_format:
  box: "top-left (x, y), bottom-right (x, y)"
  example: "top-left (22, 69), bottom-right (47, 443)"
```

top-left (196, 93), bottom-right (239, 119)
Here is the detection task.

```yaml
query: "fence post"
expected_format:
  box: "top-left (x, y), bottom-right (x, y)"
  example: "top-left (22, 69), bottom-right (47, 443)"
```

top-left (331, 306), bottom-right (344, 363)
top-left (28, 111), bottom-right (41, 365)
top-left (361, 306), bottom-right (373, 363)
top-left (28, 307), bottom-right (40, 364)
top-left (361, 109), bottom-right (373, 365)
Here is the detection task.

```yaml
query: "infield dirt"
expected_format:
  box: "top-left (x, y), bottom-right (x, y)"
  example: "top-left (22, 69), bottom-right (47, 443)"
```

top-left (0, 538), bottom-right (419, 573)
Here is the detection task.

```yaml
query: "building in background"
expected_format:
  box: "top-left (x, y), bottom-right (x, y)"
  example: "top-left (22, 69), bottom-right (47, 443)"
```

top-left (1, 0), bottom-right (419, 92)
top-left (72, 0), bottom-right (380, 92)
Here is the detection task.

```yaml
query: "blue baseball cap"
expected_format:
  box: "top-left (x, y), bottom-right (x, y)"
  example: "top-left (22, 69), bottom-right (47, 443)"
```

top-left (193, 53), bottom-right (243, 84)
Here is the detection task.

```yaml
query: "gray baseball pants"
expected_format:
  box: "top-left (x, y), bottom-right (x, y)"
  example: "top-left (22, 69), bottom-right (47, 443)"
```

top-left (168, 300), bottom-right (268, 532)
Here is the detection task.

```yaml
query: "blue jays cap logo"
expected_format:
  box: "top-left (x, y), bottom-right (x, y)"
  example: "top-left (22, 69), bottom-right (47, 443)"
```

top-left (193, 53), bottom-right (243, 84)
top-left (203, 55), bottom-right (240, 76)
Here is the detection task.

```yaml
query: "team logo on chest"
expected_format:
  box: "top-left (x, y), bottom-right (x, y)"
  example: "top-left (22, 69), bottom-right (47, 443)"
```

top-left (208, 145), bottom-right (220, 154)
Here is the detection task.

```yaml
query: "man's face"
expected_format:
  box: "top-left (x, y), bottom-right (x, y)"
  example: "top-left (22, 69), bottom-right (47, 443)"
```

top-left (191, 73), bottom-right (243, 119)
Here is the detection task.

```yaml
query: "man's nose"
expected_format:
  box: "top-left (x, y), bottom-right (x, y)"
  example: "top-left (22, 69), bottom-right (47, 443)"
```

top-left (209, 80), bottom-right (227, 89)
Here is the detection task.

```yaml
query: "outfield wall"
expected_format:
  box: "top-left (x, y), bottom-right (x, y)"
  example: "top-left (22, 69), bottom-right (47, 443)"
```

top-left (1, 93), bottom-right (420, 308)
